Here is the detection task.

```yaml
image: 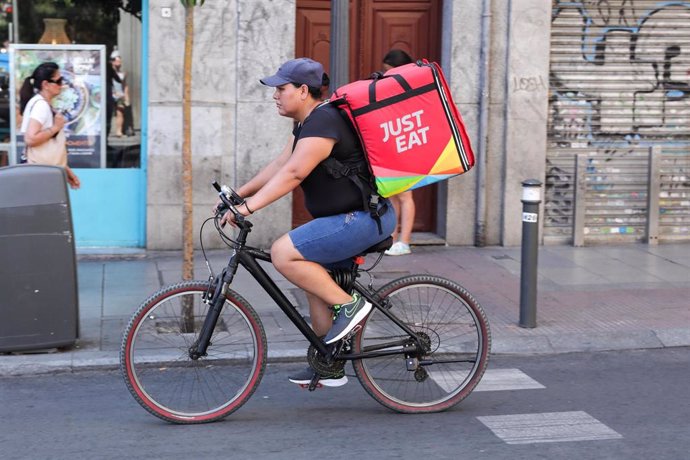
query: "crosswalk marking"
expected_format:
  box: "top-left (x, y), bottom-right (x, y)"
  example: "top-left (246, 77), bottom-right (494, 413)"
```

top-left (474, 368), bottom-right (546, 392)
top-left (427, 368), bottom-right (545, 393)
top-left (477, 411), bottom-right (623, 444)
top-left (424, 367), bottom-right (624, 446)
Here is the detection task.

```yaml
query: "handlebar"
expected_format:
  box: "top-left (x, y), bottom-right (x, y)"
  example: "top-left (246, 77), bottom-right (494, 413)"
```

top-left (212, 181), bottom-right (244, 205)
top-left (212, 181), bottom-right (252, 230)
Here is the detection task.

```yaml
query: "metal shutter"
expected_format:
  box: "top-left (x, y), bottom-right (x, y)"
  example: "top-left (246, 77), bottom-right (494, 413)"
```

top-left (546, 1), bottom-right (690, 244)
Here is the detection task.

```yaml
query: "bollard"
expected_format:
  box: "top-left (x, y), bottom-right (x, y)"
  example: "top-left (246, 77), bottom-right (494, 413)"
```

top-left (519, 179), bottom-right (542, 328)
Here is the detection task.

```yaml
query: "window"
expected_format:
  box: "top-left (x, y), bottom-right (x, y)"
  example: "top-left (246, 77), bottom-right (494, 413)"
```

top-left (2, 0), bottom-right (142, 168)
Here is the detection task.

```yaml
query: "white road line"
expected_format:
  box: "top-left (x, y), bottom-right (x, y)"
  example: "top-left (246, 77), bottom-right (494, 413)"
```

top-left (427, 368), bottom-right (545, 393)
top-left (477, 411), bottom-right (623, 444)
top-left (474, 368), bottom-right (546, 392)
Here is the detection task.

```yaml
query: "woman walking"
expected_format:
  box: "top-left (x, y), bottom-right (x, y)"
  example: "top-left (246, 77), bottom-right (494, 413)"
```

top-left (19, 62), bottom-right (80, 189)
top-left (381, 49), bottom-right (416, 255)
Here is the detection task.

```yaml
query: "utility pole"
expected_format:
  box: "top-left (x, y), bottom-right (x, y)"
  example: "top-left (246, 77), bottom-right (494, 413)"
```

top-left (329, 0), bottom-right (349, 90)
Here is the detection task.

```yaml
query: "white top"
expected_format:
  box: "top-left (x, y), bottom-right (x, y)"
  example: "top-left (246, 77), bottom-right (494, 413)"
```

top-left (20, 94), bottom-right (66, 167)
top-left (20, 94), bottom-right (54, 133)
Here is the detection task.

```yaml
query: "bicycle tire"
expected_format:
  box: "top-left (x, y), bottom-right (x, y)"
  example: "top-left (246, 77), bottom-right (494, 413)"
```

top-left (120, 281), bottom-right (267, 424)
top-left (352, 275), bottom-right (490, 413)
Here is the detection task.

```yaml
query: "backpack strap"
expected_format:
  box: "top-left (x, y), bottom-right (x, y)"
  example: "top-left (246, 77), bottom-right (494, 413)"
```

top-left (21, 97), bottom-right (54, 162)
top-left (297, 101), bottom-right (390, 233)
top-left (321, 156), bottom-right (388, 234)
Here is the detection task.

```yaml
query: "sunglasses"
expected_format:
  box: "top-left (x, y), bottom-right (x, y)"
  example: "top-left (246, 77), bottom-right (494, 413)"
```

top-left (48, 77), bottom-right (65, 85)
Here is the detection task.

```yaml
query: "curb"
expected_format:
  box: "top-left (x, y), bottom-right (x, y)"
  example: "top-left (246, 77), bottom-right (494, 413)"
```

top-left (2, 330), bottom-right (689, 377)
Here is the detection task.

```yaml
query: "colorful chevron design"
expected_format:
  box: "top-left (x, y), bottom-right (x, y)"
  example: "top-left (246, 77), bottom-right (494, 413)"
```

top-left (374, 137), bottom-right (464, 197)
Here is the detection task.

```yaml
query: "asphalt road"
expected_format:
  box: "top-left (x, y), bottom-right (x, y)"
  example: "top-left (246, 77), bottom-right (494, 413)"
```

top-left (1, 348), bottom-right (689, 460)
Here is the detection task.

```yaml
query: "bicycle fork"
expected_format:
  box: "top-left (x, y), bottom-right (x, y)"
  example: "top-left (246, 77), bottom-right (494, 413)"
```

top-left (189, 255), bottom-right (240, 360)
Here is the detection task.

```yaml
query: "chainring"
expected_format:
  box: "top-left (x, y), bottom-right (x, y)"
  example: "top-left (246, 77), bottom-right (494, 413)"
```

top-left (307, 344), bottom-right (346, 377)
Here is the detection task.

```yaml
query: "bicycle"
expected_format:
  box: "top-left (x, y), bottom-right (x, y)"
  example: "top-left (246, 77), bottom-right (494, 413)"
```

top-left (120, 182), bottom-right (491, 424)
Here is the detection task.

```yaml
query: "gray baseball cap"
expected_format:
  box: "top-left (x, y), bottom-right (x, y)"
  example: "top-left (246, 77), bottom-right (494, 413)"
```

top-left (260, 58), bottom-right (324, 88)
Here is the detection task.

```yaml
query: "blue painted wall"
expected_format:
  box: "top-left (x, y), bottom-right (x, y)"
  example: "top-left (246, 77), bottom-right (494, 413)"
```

top-left (71, 2), bottom-right (148, 248)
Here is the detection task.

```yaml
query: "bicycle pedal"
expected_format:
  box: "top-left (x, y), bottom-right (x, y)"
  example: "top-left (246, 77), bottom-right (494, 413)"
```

top-left (299, 382), bottom-right (323, 390)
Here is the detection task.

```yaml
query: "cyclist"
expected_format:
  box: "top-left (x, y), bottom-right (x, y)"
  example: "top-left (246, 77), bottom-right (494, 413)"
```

top-left (219, 58), bottom-right (395, 387)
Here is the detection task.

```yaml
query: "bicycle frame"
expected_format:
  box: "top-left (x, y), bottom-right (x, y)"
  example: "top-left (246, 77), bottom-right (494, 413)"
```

top-left (192, 224), bottom-right (427, 362)
top-left (239, 248), bottom-right (331, 357)
top-left (121, 184), bottom-right (492, 422)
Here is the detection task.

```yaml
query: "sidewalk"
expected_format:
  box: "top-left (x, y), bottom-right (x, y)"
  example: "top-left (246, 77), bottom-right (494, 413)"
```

top-left (2, 243), bottom-right (689, 376)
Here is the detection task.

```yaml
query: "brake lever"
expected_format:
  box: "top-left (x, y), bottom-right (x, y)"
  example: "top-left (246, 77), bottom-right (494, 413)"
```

top-left (216, 205), bottom-right (230, 228)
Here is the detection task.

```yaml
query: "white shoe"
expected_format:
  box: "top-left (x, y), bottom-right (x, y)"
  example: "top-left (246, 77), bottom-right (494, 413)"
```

top-left (385, 241), bottom-right (411, 256)
top-left (288, 366), bottom-right (348, 387)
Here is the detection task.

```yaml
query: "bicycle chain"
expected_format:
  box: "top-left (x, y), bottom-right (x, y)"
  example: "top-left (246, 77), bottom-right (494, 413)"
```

top-left (304, 330), bottom-right (435, 377)
top-left (306, 344), bottom-right (346, 377)
top-left (367, 331), bottom-right (436, 354)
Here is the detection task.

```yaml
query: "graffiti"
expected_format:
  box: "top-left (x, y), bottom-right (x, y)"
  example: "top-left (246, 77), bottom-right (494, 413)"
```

top-left (513, 75), bottom-right (548, 92)
top-left (545, 1), bottom-right (690, 240)
top-left (660, 155), bottom-right (690, 229)
top-left (550, 0), bottom-right (690, 142)
top-left (544, 160), bottom-right (574, 227)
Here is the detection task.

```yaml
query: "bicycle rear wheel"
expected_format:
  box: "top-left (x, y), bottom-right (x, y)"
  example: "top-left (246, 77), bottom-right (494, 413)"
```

top-left (353, 275), bottom-right (490, 413)
top-left (120, 281), bottom-right (266, 424)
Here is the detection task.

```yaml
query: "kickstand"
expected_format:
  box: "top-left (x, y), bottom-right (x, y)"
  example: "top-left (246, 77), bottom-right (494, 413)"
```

top-left (308, 373), bottom-right (321, 391)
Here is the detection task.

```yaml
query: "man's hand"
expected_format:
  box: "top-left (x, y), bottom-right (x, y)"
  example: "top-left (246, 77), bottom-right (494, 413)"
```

top-left (212, 198), bottom-right (224, 215)
top-left (212, 198), bottom-right (237, 228)
top-left (219, 209), bottom-right (235, 228)
top-left (217, 201), bottom-right (252, 228)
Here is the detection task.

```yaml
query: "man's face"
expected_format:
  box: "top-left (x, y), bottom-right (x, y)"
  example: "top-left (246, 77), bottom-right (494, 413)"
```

top-left (272, 83), bottom-right (305, 118)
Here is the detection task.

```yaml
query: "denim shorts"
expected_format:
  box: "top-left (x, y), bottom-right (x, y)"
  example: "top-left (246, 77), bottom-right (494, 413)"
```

top-left (289, 206), bottom-right (396, 268)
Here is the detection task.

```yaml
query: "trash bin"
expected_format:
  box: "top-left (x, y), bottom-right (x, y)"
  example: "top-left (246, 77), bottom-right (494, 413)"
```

top-left (0, 165), bottom-right (79, 352)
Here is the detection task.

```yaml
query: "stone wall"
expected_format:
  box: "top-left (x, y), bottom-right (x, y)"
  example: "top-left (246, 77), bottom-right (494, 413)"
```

top-left (145, 0), bottom-right (552, 249)
top-left (147, 0), bottom-right (295, 249)
top-left (442, 0), bottom-right (550, 246)
top-left (501, 0), bottom-right (551, 245)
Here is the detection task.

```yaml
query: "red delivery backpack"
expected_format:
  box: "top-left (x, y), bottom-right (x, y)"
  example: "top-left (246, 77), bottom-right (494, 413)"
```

top-left (330, 59), bottom-right (474, 198)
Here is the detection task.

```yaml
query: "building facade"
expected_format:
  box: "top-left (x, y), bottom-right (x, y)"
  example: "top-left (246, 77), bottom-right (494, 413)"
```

top-left (5, 1), bottom-right (687, 249)
top-left (146, 0), bottom-right (554, 249)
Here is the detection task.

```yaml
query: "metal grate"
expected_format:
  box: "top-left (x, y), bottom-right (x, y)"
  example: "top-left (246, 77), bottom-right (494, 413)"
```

top-left (572, 150), bottom-right (650, 245)
top-left (658, 146), bottom-right (690, 239)
top-left (571, 147), bottom-right (690, 245)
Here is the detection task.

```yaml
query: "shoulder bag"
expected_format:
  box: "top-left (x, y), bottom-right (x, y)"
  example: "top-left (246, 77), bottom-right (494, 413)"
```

top-left (24, 98), bottom-right (68, 167)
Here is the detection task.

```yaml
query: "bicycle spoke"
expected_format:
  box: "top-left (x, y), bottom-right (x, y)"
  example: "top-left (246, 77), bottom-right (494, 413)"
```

top-left (353, 276), bottom-right (490, 413)
top-left (121, 282), bottom-right (266, 423)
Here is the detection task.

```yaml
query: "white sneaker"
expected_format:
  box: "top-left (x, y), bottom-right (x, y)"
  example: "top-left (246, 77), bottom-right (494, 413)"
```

top-left (385, 241), bottom-right (411, 256)
top-left (288, 366), bottom-right (348, 387)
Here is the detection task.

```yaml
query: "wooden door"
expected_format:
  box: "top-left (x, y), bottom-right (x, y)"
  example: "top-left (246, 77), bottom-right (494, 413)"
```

top-left (294, 0), bottom-right (442, 230)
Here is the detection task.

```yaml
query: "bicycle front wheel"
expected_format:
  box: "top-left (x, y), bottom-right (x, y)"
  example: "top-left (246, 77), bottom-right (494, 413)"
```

top-left (120, 281), bottom-right (267, 424)
top-left (353, 275), bottom-right (491, 413)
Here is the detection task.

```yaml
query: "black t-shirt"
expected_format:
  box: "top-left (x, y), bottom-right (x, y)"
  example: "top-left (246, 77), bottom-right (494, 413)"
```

top-left (293, 103), bottom-right (369, 218)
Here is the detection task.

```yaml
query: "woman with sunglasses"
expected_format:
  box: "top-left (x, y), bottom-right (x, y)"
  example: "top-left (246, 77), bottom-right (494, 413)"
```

top-left (19, 62), bottom-right (80, 189)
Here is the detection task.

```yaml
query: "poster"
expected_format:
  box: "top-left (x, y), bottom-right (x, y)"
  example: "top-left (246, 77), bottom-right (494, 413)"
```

top-left (10, 45), bottom-right (106, 168)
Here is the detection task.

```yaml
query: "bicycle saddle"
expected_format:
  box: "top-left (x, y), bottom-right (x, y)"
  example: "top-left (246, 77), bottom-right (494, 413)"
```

top-left (359, 236), bottom-right (393, 255)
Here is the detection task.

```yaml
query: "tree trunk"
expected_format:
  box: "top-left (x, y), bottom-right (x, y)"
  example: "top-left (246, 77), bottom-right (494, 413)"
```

top-left (181, 4), bottom-right (195, 333)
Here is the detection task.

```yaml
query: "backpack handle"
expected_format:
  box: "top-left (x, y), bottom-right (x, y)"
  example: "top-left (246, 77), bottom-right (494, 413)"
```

top-left (368, 74), bottom-right (412, 104)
